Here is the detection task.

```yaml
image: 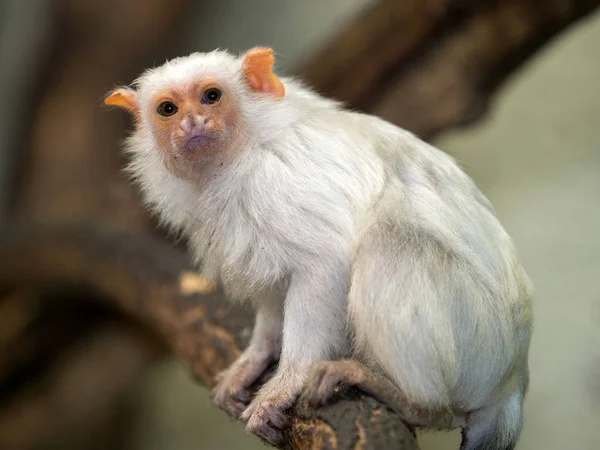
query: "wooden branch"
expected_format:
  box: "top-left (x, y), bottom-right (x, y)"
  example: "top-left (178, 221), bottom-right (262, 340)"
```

top-left (298, 0), bottom-right (600, 139)
top-left (0, 223), bottom-right (419, 450)
top-left (0, 3), bottom-right (191, 447)
top-left (0, 324), bottom-right (158, 450)
top-left (14, 0), bottom-right (188, 226)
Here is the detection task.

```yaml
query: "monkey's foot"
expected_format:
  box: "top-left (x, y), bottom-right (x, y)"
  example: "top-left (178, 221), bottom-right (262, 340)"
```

top-left (241, 390), bottom-right (294, 445)
top-left (300, 359), bottom-right (371, 407)
top-left (209, 349), bottom-right (275, 419)
top-left (299, 359), bottom-right (456, 429)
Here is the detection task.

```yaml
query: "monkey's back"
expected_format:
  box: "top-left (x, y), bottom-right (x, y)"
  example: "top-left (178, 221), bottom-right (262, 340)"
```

top-left (340, 111), bottom-right (533, 411)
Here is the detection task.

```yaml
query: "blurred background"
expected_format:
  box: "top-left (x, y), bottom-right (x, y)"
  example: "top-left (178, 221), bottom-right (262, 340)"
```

top-left (0, 0), bottom-right (599, 449)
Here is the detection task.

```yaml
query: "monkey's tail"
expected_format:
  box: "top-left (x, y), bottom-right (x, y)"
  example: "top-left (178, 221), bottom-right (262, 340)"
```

top-left (460, 389), bottom-right (524, 450)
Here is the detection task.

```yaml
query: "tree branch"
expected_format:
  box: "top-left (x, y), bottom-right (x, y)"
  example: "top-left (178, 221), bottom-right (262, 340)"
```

top-left (298, 0), bottom-right (600, 139)
top-left (0, 222), bottom-right (419, 450)
top-left (0, 323), bottom-right (158, 450)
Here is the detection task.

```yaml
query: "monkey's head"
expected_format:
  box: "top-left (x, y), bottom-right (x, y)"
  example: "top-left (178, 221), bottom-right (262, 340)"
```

top-left (104, 47), bottom-right (286, 182)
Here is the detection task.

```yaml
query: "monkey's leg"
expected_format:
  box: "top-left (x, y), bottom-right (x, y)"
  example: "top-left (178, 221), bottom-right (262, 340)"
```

top-left (209, 293), bottom-right (282, 418)
top-left (300, 359), bottom-right (459, 429)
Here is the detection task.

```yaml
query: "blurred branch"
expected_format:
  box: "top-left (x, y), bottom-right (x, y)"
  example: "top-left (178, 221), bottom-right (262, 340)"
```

top-left (0, 0), bottom-right (56, 222)
top-left (0, 1), bottom-right (190, 449)
top-left (0, 223), bottom-right (419, 450)
top-left (14, 0), bottom-right (188, 226)
top-left (298, 0), bottom-right (600, 139)
top-left (0, 323), bottom-right (158, 450)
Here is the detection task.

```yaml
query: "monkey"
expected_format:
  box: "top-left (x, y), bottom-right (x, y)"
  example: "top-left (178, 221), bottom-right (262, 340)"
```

top-left (105, 47), bottom-right (533, 450)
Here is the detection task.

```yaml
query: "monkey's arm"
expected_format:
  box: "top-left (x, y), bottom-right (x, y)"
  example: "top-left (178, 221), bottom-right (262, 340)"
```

top-left (210, 292), bottom-right (283, 418)
top-left (242, 264), bottom-right (350, 445)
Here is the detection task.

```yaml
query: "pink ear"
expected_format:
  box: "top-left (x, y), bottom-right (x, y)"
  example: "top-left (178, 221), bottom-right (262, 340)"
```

top-left (104, 88), bottom-right (140, 118)
top-left (242, 47), bottom-right (285, 98)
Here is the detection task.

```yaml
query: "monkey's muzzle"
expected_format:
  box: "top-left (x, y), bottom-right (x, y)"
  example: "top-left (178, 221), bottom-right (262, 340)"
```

top-left (181, 133), bottom-right (215, 152)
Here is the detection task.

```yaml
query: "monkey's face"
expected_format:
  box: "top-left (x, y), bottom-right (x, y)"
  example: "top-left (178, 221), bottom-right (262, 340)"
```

top-left (147, 78), bottom-right (242, 180)
top-left (106, 48), bottom-right (285, 184)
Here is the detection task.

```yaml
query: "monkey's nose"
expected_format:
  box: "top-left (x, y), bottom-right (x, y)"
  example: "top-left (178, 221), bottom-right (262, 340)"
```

top-left (195, 113), bottom-right (209, 127)
top-left (179, 117), bottom-right (195, 134)
top-left (179, 115), bottom-right (207, 134)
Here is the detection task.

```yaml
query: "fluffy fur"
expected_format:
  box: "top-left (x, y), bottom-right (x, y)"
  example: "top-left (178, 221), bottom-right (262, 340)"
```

top-left (112, 48), bottom-right (533, 450)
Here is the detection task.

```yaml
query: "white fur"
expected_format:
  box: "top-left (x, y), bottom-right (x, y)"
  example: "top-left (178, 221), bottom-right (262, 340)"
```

top-left (121, 49), bottom-right (533, 450)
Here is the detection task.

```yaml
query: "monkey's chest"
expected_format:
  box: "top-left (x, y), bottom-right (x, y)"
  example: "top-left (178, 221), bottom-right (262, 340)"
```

top-left (193, 174), bottom-right (354, 299)
top-left (194, 217), bottom-right (296, 299)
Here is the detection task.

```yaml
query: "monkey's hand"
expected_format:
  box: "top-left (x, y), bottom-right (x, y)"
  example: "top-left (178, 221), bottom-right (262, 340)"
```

top-left (210, 293), bottom-right (282, 419)
top-left (209, 346), bottom-right (277, 418)
top-left (240, 371), bottom-right (300, 445)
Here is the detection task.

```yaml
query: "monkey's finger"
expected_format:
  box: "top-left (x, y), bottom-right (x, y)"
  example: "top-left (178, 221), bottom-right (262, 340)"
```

top-left (315, 372), bottom-right (344, 406)
top-left (299, 363), bottom-right (341, 407)
top-left (225, 400), bottom-right (248, 419)
top-left (298, 385), bottom-right (319, 408)
top-left (218, 399), bottom-right (247, 418)
top-left (209, 388), bottom-right (248, 419)
top-left (250, 422), bottom-right (284, 446)
top-left (246, 414), bottom-right (284, 445)
top-left (267, 408), bottom-right (289, 429)
top-left (298, 362), bottom-right (328, 406)
top-left (236, 389), bottom-right (252, 404)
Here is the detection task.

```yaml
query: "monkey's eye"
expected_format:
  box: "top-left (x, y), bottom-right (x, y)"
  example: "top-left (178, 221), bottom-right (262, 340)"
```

top-left (157, 101), bottom-right (178, 117)
top-left (202, 88), bottom-right (222, 105)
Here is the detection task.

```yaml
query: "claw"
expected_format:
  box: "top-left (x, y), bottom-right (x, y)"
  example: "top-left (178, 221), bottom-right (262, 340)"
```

top-left (237, 390), bottom-right (252, 404)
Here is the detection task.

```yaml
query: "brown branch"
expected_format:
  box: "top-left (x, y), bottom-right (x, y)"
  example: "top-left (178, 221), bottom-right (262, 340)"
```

top-left (0, 282), bottom-right (166, 450)
top-left (0, 324), bottom-right (158, 450)
top-left (14, 0), bottom-right (188, 226)
top-left (0, 222), bottom-right (419, 450)
top-left (298, 0), bottom-right (600, 139)
top-left (3, 2), bottom-right (190, 443)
